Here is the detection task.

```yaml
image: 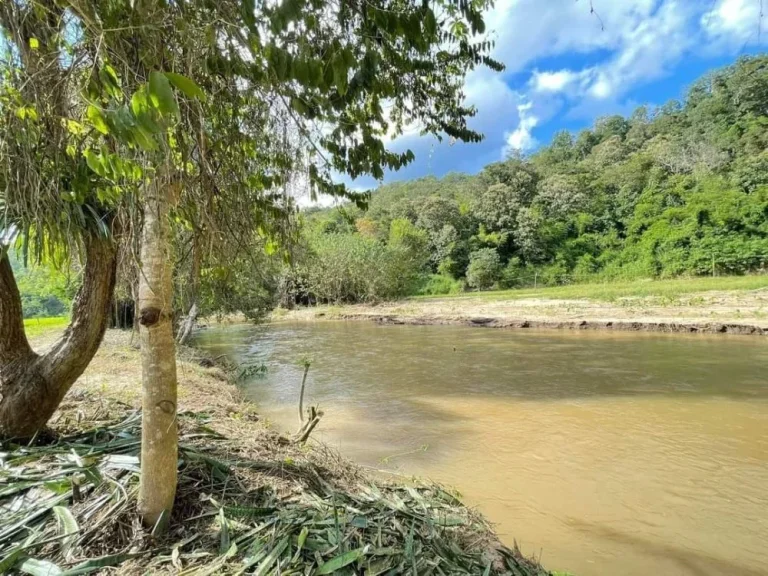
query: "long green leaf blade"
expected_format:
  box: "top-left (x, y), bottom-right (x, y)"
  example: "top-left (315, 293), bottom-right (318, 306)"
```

top-left (164, 73), bottom-right (207, 101)
top-left (316, 547), bottom-right (367, 574)
top-left (53, 506), bottom-right (79, 556)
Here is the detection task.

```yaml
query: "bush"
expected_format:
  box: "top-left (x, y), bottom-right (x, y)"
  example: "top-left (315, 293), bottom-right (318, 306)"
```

top-left (499, 257), bottom-right (527, 288)
top-left (466, 248), bottom-right (502, 290)
top-left (304, 230), bottom-right (429, 303)
top-left (538, 258), bottom-right (570, 286)
top-left (417, 274), bottom-right (464, 295)
top-left (572, 254), bottom-right (599, 282)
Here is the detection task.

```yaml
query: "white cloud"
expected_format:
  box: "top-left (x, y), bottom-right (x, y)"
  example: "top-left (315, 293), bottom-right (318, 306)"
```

top-left (521, 1), bottom-right (697, 103)
top-left (531, 69), bottom-right (582, 93)
top-left (484, 0), bottom-right (661, 75)
top-left (702, 0), bottom-right (766, 45)
top-left (504, 101), bottom-right (538, 152)
top-left (323, 0), bottom-right (768, 195)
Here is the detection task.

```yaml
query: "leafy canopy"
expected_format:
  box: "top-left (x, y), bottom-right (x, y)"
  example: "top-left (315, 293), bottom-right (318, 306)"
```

top-left (1, 0), bottom-right (503, 271)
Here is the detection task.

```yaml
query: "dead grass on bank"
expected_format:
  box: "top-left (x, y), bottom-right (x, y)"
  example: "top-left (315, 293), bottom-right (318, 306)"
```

top-left (0, 330), bottom-right (549, 575)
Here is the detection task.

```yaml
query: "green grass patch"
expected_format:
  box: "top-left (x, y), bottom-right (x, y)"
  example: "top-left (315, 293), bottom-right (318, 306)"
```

top-left (23, 315), bottom-right (69, 336)
top-left (413, 276), bottom-right (768, 303)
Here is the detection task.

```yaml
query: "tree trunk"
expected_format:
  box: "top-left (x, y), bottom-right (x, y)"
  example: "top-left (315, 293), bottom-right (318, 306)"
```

top-left (176, 302), bottom-right (198, 346)
top-left (137, 176), bottom-right (178, 529)
top-left (0, 237), bottom-right (117, 438)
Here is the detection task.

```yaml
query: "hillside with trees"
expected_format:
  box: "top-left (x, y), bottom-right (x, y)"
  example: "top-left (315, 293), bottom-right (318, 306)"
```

top-left (288, 55), bottom-right (768, 303)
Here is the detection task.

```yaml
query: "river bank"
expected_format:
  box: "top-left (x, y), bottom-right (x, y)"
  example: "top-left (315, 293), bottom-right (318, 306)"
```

top-left (0, 328), bottom-right (548, 575)
top-left (276, 281), bottom-right (768, 335)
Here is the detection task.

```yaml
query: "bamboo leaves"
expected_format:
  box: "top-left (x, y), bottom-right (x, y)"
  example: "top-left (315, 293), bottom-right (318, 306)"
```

top-left (165, 73), bottom-right (207, 102)
top-left (18, 558), bottom-right (63, 576)
top-left (52, 507), bottom-right (79, 558)
top-left (316, 546), bottom-right (367, 574)
top-left (0, 408), bottom-right (547, 576)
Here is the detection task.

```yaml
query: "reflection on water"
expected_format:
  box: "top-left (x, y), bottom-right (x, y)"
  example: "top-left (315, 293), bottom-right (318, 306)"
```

top-left (194, 321), bottom-right (768, 576)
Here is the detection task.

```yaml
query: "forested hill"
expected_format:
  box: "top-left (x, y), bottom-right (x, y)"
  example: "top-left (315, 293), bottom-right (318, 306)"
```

top-left (294, 55), bottom-right (768, 301)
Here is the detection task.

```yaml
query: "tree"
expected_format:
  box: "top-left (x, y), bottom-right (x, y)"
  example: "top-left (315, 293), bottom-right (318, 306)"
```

top-left (0, 2), bottom-right (120, 438)
top-left (137, 171), bottom-right (178, 528)
top-left (475, 159), bottom-right (539, 232)
top-left (466, 248), bottom-right (501, 290)
top-left (296, 55), bottom-right (768, 289)
top-left (1, 0), bottom-right (502, 529)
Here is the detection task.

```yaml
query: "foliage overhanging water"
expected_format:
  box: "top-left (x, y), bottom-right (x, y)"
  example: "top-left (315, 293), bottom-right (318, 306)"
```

top-left (195, 321), bottom-right (768, 576)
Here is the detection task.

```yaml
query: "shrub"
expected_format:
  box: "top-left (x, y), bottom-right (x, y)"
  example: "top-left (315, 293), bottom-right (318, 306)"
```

top-left (466, 248), bottom-right (502, 290)
top-left (304, 230), bottom-right (429, 303)
top-left (417, 274), bottom-right (464, 295)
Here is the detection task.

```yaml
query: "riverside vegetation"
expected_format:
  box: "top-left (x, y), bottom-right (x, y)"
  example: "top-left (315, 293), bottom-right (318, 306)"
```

top-left (0, 0), bottom-right (556, 574)
top-left (17, 57), bottom-right (768, 322)
top-left (281, 56), bottom-right (768, 304)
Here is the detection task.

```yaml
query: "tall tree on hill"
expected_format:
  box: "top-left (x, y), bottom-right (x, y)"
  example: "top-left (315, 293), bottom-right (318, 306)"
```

top-left (1, 0), bottom-right (502, 527)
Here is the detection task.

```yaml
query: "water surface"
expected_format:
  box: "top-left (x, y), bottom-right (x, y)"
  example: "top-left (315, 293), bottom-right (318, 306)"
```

top-left (194, 321), bottom-right (768, 576)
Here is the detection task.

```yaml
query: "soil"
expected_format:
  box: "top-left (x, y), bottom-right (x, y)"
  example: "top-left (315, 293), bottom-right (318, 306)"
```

top-left (278, 289), bottom-right (768, 336)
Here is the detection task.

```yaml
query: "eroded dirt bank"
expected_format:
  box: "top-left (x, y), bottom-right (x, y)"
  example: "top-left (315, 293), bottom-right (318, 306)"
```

top-left (278, 289), bottom-right (768, 335)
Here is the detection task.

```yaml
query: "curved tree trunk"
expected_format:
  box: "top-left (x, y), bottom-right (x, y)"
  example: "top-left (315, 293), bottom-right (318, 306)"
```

top-left (137, 176), bottom-right (178, 529)
top-left (0, 237), bottom-right (118, 438)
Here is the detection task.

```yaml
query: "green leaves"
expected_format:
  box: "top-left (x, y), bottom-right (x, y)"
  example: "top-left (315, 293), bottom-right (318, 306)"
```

top-left (148, 71), bottom-right (179, 120)
top-left (53, 506), bottom-right (79, 558)
top-left (332, 52), bottom-right (348, 96)
top-left (84, 149), bottom-right (104, 176)
top-left (82, 70), bottom-right (203, 157)
top-left (98, 65), bottom-right (122, 99)
top-left (86, 105), bottom-right (109, 135)
top-left (164, 73), bottom-right (206, 102)
top-left (316, 547), bottom-right (367, 574)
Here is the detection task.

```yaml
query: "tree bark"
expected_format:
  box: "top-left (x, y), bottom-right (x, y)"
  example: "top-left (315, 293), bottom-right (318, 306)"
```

top-left (0, 237), bottom-right (117, 438)
top-left (137, 176), bottom-right (178, 529)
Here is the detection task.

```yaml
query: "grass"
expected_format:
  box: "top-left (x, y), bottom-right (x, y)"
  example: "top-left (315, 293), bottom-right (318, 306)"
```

top-left (23, 316), bottom-right (69, 337)
top-left (413, 275), bottom-right (768, 303)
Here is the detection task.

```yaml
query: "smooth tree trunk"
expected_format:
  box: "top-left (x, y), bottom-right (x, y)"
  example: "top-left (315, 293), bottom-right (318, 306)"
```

top-left (0, 237), bottom-right (117, 438)
top-left (137, 176), bottom-right (178, 529)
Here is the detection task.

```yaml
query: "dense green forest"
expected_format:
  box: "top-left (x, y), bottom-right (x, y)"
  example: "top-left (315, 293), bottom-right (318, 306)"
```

top-left (283, 55), bottom-right (768, 303)
top-left (12, 56), bottom-right (768, 316)
top-left (8, 253), bottom-right (74, 318)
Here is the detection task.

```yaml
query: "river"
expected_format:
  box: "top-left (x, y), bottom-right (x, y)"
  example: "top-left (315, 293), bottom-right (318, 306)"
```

top-left (194, 321), bottom-right (768, 576)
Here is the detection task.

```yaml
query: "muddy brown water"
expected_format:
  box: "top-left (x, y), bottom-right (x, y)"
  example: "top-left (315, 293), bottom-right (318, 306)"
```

top-left (194, 321), bottom-right (768, 576)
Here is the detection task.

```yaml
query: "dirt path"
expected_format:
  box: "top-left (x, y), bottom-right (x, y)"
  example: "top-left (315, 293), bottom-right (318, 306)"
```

top-left (279, 289), bottom-right (768, 335)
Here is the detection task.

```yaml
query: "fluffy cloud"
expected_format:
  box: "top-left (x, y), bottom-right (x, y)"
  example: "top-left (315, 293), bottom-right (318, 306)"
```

top-left (702, 0), bottom-right (766, 46)
top-left (504, 101), bottom-right (538, 152)
top-left (482, 0), bottom-right (765, 153)
top-left (531, 69), bottom-right (584, 93)
top-left (513, 1), bottom-right (696, 103)
top-left (319, 0), bottom-right (768, 201)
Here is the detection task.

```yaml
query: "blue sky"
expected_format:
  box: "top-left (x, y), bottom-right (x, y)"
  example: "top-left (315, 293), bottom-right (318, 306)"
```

top-left (317, 0), bottom-right (767, 200)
